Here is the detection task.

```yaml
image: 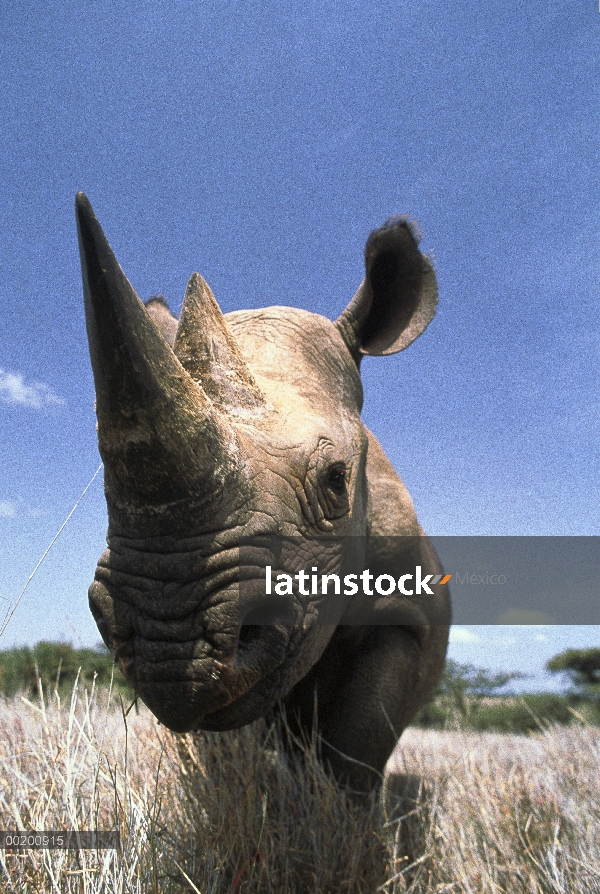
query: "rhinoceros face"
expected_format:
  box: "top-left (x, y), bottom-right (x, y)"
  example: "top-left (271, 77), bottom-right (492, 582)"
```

top-left (76, 193), bottom-right (438, 733)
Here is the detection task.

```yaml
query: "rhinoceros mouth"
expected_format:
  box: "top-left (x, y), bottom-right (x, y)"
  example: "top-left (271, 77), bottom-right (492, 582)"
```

top-left (104, 628), bottom-right (295, 732)
top-left (127, 620), bottom-right (302, 732)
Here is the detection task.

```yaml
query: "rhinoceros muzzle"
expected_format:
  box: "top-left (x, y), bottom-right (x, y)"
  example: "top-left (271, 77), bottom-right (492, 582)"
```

top-left (88, 554), bottom-right (308, 731)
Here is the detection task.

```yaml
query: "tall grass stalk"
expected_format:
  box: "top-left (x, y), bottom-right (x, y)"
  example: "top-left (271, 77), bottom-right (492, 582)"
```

top-left (0, 677), bottom-right (598, 892)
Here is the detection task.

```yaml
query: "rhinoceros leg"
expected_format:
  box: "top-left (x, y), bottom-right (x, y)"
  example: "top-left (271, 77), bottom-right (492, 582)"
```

top-left (282, 625), bottom-right (424, 789)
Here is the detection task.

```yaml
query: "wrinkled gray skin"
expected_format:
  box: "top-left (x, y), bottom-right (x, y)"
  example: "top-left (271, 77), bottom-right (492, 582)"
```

top-left (76, 192), bottom-right (450, 789)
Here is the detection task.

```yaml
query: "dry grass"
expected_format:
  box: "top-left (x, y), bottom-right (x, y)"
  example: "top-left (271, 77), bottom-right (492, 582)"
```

top-left (0, 677), bottom-right (598, 893)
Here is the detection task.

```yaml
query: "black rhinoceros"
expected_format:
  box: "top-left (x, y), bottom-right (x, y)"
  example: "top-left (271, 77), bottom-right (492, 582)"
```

top-left (76, 193), bottom-right (450, 789)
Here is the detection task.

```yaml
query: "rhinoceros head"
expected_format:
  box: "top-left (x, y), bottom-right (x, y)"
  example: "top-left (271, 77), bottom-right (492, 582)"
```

top-left (76, 193), bottom-right (438, 734)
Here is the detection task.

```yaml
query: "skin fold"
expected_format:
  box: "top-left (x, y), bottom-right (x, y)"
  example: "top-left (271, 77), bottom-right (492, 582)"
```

top-left (77, 193), bottom-right (450, 790)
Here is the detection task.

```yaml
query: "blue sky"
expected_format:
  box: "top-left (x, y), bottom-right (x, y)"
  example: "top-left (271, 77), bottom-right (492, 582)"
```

top-left (0, 1), bottom-right (598, 691)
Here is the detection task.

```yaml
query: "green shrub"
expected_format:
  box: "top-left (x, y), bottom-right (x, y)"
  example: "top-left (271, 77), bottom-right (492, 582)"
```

top-left (468, 694), bottom-right (573, 733)
top-left (0, 641), bottom-right (133, 698)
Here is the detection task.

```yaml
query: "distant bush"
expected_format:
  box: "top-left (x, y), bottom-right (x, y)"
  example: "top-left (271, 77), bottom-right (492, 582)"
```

top-left (416, 694), bottom-right (579, 733)
top-left (414, 698), bottom-right (452, 729)
top-left (547, 648), bottom-right (600, 708)
top-left (0, 641), bottom-right (133, 698)
top-left (415, 657), bottom-right (600, 733)
top-left (468, 694), bottom-right (574, 733)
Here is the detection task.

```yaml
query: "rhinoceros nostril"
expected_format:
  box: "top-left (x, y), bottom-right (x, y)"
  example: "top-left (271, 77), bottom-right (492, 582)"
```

top-left (89, 598), bottom-right (114, 651)
top-left (237, 624), bottom-right (263, 649)
top-left (237, 595), bottom-right (295, 629)
top-left (235, 596), bottom-right (293, 671)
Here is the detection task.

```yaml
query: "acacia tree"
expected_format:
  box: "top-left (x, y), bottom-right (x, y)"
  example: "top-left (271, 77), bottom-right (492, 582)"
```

top-left (439, 659), bottom-right (525, 720)
top-left (547, 648), bottom-right (600, 706)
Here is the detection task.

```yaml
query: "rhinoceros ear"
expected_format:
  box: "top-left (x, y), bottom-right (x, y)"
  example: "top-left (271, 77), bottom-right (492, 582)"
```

top-left (335, 218), bottom-right (438, 358)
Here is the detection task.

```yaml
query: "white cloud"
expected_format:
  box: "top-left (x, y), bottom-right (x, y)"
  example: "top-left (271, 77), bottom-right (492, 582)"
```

top-left (494, 635), bottom-right (518, 647)
top-left (0, 368), bottom-right (65, 409)
top-left (449, 626), bottom-right (481, 644)
top-left (0, 501), bottom-right (16, 518)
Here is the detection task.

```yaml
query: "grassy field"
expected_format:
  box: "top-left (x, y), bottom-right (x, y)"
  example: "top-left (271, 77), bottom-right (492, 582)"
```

top-left (0, 678), bottom-right (598, 893)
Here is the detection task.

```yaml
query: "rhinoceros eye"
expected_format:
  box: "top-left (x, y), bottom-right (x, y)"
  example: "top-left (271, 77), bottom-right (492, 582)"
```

top-left (325, 464), bottom-right (347, 495)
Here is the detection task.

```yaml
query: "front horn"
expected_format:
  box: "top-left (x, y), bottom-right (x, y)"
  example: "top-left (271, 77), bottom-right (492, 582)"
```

top-left (76, 192), bottom-right (241, 510)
